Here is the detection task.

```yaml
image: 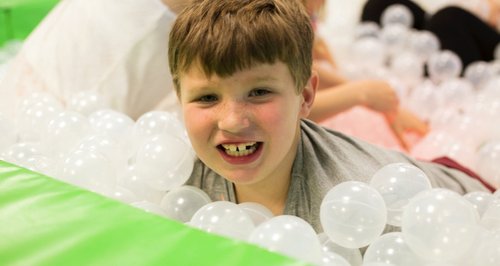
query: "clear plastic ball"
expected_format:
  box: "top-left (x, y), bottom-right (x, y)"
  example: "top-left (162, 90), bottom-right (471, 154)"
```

top-left (476, 141), bottom-right (500, 188)
top-left (363, 232), bottom-right (424, 266)
top-left (370, 163), bottom-right (432, 226)
top-left (380, 24), bottom-right (409, 56)
top-left (401, 188), bottom-right (479, 261)
top-left (238, 202), bottom-right (274, 226)
top-left (133, 134), bottom-right (195, 191)
top-left (464, 191), bottom-right (495, 218)
top-left (354, 22), bottom-right (380, 40)
top-left (160, 185), bottom-right (211, 223)
top-left (320, 250), bottom-right (351, 266)
top-left (320, 181), bottom-right (387, 248)
top-left (428, 50), bottom-right (463, 84)
top-left (408, 30), bottom-right (440, 62)
top-left (88, 109), bottom-right (134, 142)
top-left (67, 90), bottom-right (110, 116)
top-left (481, 197), bottom-right (500, 231)
top-left (248, 215), bottom-right (321, 264)
top-left (318, 232), bottom-right (363, 266)
top-left (464, 61), bottom-right (495, 90)
top-left (190, 201), bottom-right (254, 240)
top-left (381, 4), bottom-right (414, 28)
top-left (45, 111), bottom-right (91, 157)
top-left (351, 37), bottom-right (387, 68)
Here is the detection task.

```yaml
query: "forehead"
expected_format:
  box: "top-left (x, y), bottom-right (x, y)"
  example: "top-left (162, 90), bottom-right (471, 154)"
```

top-left (179, 61), bottom-right (294, 89)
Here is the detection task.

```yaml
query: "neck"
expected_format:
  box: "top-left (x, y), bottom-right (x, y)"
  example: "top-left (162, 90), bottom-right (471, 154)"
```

top-left (234, 176), bottom-right (291, 216)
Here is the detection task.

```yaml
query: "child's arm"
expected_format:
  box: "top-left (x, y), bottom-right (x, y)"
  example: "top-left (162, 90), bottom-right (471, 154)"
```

top-left (308, 79), bottom-right (399, 122)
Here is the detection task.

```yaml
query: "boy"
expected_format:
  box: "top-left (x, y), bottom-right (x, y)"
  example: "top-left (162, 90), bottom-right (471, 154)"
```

top-left (168, 0), bottom-right (489, 232)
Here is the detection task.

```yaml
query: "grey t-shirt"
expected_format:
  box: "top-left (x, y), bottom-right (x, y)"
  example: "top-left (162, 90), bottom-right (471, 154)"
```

top-left (185, 119), bottom-right (488, 232)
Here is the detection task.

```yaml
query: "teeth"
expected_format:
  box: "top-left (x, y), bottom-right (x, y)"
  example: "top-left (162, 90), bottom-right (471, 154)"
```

top-left (221, 142), bottom-right (258, 157)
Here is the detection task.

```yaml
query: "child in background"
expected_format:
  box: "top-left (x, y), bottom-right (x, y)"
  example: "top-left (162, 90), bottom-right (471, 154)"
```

top-left (301, 0), bottom-right (429, 151)
top-left (168, 0), bottom-right (489, 232)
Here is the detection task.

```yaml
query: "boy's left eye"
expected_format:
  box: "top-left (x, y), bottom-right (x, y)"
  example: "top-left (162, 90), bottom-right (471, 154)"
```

top-left (249, 88), bottom-right (271, 97)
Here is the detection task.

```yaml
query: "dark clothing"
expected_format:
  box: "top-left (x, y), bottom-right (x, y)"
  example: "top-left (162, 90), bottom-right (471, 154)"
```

top-left (361, 0), bottom-right (500, 68)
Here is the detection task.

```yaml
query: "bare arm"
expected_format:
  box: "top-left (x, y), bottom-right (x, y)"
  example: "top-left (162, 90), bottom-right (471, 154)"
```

top-left (308, 79), bottom-right (399, 122)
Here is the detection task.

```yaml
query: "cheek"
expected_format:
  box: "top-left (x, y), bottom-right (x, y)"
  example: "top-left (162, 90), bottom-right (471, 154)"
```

top-left (183, 107), bottom-right (210, 141)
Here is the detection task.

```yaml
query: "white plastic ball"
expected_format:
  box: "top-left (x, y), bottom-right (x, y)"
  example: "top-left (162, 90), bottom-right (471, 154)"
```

top-left (248, 215), bottom-right (321, 264)
top-left (363, 232), bottom-right (424, 266)
top-left (381, 4), bottom-right (414, 28)
top-left (160, 185), bottom-right (211, 222)
top-left (190, 201), bottom-right (255, 240)
top-left (428, 50), bottom-right (463, 84)
top-left (370, 163), bottom-right (432, 226)
top-left (402, 188), bottom-right (479, 262)
top-left (238, 202), bottom-right (274, 226)
top-left (320, 181), bottom-right (387, 248)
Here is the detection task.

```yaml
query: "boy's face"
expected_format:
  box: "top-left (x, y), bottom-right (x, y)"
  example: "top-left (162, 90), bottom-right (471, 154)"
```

top-left (178, 61), bottom-right (315, 187)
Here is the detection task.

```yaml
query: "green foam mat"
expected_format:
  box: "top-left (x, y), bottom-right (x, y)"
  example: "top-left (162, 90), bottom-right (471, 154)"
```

top-left (0, 160), bottom-right (308, 265)
top-left (0, 0), bottom-right (58, 46)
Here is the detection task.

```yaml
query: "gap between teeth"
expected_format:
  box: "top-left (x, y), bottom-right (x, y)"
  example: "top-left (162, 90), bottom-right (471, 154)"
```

top-left (221, 142), bottom-right (257, 156)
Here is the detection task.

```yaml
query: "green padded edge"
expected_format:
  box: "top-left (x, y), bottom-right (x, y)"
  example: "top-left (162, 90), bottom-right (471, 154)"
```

top-left (0, 160), bottom-right (309, 266)
top-left (0, 0), bottom-right (58, 46)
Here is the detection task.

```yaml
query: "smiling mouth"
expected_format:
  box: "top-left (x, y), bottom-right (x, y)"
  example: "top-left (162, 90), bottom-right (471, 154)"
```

top-left (219, 142), bottom-right (261, 157)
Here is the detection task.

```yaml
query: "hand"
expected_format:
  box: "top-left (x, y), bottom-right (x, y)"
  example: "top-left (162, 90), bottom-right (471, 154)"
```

top-left (358, 80), bottom-right (399, 114)
top-left (385, 108), bottom-right (429, 151)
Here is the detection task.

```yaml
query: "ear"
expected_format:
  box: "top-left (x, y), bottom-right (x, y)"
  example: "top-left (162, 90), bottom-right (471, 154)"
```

top-left (299, 71), bottom-right (318, 118)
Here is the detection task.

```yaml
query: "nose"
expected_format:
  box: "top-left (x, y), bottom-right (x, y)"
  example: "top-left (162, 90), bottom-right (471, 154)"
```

top-left (217, 100), bottom-right (250, 134)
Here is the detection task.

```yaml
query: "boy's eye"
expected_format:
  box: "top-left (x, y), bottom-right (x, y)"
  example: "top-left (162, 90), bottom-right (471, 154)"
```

top-left (197, 94), bottom-right (218, 103)
top-left (249, 88), bottom-right (271, 97)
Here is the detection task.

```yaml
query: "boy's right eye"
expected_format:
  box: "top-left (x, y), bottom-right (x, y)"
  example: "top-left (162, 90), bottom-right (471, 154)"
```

top-left (197, 94), bottom-right (218, 103)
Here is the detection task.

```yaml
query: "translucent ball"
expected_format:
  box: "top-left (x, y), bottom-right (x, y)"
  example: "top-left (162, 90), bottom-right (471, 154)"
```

top-left (406, 79), bottom-right (440, 121)
top-left (473, 229), bottom-right (500, 266)
top-left (160, 185), bottom-right (211, 223)
top-left (248, 215), bottom-right (321, 264)
top-left (17, 98), bottom-right (63, 142)
top-left (370, 163), bottom-right (432, 226)
top-left (381, 4), bottom-right (414, 28)
top-left (320, 181), bottom-right (387, 248)
top-left (88, 109), bottom-right (134, 142)
top-left (238, 202), bottom-right (274, 226)
top-left (320, 250), bottom-right (351, 266)
top-left (318, 232), bottom-right (363, 266)
top-left (67, 90), bottom-right (110, 116)
top-left (408, 30), bottom-right (440, 62)
top-left (401, 188), bottom-right (479, 261)
top-left (463, 191), bottom-right (495, 217)
top-left (389, 52), bottom-right (424, 88)
top-left (1, 142), bottom-right (54, 176)
top-left (476, 141), bottom-right (500, 188)
top-left (380, 24), bottom-right (409, 55)
top-left (133, 134), bottom-right (195, 191)
top-left (58, 149), bottom-right (116, 193)
top-left (363, 232), bottom-right (424, 266)
top-left (354, 22), bottom-right (380, 40)
top-left (44, 111), bottom-right (91, 157)
top-left (436, 78), bottom-right (474, 109)
top-left (351, 37), bottom-right (387, 68)
top-left (190, 201), bottom-right (254, 240)
top-left (464, 61), bottom-right (495, 90)
top-left (134, 111), bottom-right (185, 139)
top-left (117, 164), bottom-right (165, 205)
top-left (428, 50), bottom-right (463, 84)
top-left (481, 198), bottom-right (500, 231)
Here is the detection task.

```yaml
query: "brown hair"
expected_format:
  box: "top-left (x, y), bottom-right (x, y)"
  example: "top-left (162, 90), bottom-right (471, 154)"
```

top-left (168, 0), bottom-right (314, 94)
